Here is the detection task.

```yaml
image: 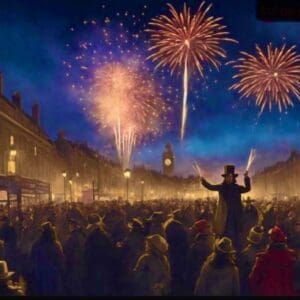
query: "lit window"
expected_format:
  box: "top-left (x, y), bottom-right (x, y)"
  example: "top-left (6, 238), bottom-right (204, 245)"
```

top-left (7, 160), bottom-right (15, 174)
top-left (34, 146), bottom-right (37, 156)
top-left (10, 135), bottom-right (14, 146)
top-left (8, 149), bottom-right (16, 175)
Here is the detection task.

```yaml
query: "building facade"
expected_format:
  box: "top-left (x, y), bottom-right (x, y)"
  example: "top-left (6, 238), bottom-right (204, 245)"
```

top-left (0, 75), bottom-right (194, 203)
top-left (251, 150), bottom-right (300, 198)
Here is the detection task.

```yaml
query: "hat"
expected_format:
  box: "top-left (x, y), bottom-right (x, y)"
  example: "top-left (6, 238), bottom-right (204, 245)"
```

top-left (128, 218), bottom-right (144, 231)
top-left (215, 237), bottom-right (236, 253)
top-left (247, 225), bottom-right (264, 244)
top-left (268, 226), bottom-right (287, 243)
top-left (148, 211), bottom-right (163, 222)
top-left (0, 261), bottom-right (14, 280)
top-left (193, 219), bottom-right (211, 236)
top-left (146, 234), bottom-right (169, 254)
top-left (68, 218), bottom-right (80, 227)
top-left (222, 165), bottom-right (238, 177)
top-left (41, 221), bottom-right (54, 232)
top-left (88, 213), bottom-right (101, 224)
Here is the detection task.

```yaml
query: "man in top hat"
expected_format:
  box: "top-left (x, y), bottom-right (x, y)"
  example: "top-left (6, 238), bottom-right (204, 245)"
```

top-left (201, 165), bottom-right (251, 251)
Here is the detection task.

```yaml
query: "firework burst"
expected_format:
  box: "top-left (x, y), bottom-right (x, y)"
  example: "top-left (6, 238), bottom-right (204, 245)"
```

top-left (229, 43), bottom-right (300, 113)
top-left (63, 11), bottom-right (172, 167)
top-left (146, 2), bottom-right (237, 140)
top-left (92, 62), bottom-right (165, 168)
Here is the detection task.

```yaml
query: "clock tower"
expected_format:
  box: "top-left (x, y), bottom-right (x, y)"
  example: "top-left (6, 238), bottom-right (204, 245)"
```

top-left (162, 143), bottom-right (175, 176)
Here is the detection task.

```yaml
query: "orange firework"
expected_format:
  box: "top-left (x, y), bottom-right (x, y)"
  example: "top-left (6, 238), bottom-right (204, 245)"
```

top-left (146, 2), bottom-right (237, 139)
top-left (92, 62), bottom-right (165, 168)
top-left (229, 43), bottom-right (300, 113)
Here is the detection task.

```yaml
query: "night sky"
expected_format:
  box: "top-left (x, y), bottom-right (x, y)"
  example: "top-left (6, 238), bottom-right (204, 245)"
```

top-left (1, 0), bottom-right (300, 180)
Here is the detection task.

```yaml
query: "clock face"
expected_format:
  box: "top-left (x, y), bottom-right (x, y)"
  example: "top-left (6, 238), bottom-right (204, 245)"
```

top-left (164, 158), bottom-right (172, 166)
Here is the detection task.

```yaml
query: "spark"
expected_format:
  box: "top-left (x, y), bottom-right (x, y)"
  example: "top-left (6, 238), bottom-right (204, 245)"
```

top-left (228, 43), bottom-right (300, 113)
top-left (146, 2), bottom-right (237, 140)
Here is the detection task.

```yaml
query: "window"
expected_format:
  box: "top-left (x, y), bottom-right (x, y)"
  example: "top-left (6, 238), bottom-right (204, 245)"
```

top-left (10, 135), bottom-right (14, 146)
top-left (8, 149), bottom-right (16, 175)
top-left (34, 146), bottom-right (37, 157)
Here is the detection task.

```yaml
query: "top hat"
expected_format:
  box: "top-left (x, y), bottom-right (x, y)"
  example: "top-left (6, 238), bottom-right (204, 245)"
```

top-left (222, 165), bottom-right (238, 177)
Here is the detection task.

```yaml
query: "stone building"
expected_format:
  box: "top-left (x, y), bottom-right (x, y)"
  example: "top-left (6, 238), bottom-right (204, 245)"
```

top-left (0, 76), bottom-right (65, 198)
top-left (0, 74), bottom-right (192, 203)
top-left (251, 150), bottom-right (300, 198)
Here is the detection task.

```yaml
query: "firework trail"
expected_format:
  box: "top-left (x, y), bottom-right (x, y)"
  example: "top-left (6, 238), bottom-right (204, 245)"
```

top-left (146, 2), bottom-right (237, 140)
top-left (228, 43), bottom-right (300, 114)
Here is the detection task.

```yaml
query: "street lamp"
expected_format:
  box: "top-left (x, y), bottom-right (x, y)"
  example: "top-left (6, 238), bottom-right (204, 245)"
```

top-left (123, 168), bottom-right (131, 201)
top-left (62, 171), bottom-right (67, 202)
top-left (140, 180), bottom-right (145, 202)
top-left (69, 180), bottom-right (73, 202)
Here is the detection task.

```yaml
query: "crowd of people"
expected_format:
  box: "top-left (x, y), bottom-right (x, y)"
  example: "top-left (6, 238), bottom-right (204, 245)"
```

top-left (0, 194), bottom-right (299, 296)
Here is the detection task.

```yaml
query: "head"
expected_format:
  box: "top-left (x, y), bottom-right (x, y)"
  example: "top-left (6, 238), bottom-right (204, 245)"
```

top-left (222, 165), bottom-right (238, 184)
top-left (208, 237), bottom-right (236, 267)
top-left (40, 221), bottom-right (57, 241)
top-left (128, 218), bottom-right (144, 233)
top-left (247, 225), bottom-right (264, 245)
top-left (88, 213), bottom-right (101, 225)
top-left (145, 234), bottom-right (169, 255)
top-left (68, 218), bottom-right (80, 232)
top-left (225, 173), bottom-right (235, 184)
top-left (268, 226), bottom-right (287, 244)
top-left (192, 219), bottom-right (212, 237)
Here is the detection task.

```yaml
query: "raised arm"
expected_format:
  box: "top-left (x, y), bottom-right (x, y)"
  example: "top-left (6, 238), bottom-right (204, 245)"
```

top-left (239, 174), bottom-right (251, 194)
top-left (201, 177), bottom-right (221, 192)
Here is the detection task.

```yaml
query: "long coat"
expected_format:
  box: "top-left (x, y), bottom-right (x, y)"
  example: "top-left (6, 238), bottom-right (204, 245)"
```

top-left (194, 260), bottom-right (240, 296)
top-left (249, 243), bottom-right (297, 296)
top-left (186, 234), bottom-right (214, 294)
top-left (63, 228), bottom-right (86, 296)
top-left (133, 252), bottom-right (171, 296)
top-left (201, 177), bottom-right (251, 243)
top-left (238, 243), bottom-right (263, 295)
top-left (84, 226), bottom-right (117, 296)
top-left (164, 219), bottom-right (189, 295)
top-left (29, 237), bottom-right (65, 296)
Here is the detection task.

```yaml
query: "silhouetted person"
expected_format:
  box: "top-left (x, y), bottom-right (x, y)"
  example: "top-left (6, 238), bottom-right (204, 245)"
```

top-left (29, 222), bottom-right (65, 296)
top-left (201, 165), bottom-right (251, 250)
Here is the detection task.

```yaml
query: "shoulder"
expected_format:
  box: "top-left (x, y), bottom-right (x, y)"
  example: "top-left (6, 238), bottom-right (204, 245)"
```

top-left (7, 285), bottom-right (24, 296)
top-left (137, 253), bottom-right (152, 263)
top-left (255, 250), bottom-right (269, 263)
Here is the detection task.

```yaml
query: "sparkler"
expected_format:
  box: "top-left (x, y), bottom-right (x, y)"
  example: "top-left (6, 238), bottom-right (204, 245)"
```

top-left (146, 2), bottom-right (237, 140)
top-left (246, 148), bottom-right (257, 172)
top-left (192, 161), bottom-right (202, 177)
top-left (229, 43), bottom-right (300, 113)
